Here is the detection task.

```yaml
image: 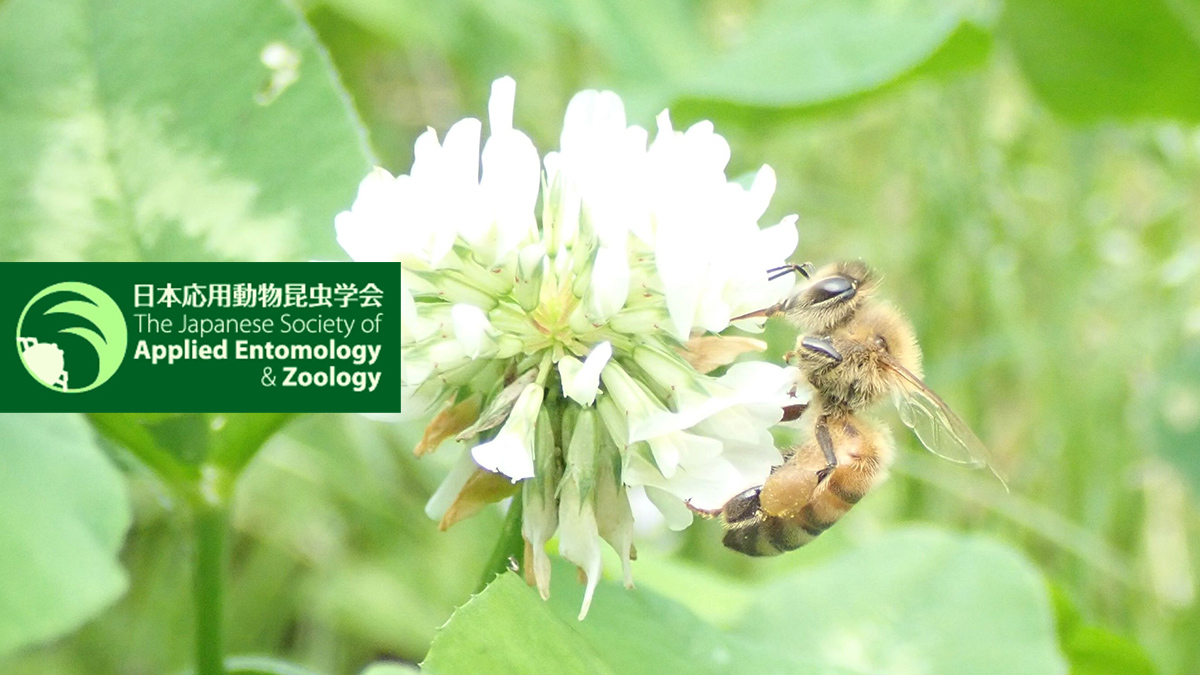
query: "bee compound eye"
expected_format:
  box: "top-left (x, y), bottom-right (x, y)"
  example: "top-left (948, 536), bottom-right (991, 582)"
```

top-left (799, 336), bottom-right (843, 363)
top-left (807, 276), bottom-right (855, 305)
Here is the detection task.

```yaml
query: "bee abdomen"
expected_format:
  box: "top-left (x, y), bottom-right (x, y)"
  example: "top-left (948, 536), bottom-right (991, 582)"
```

top-left (795, 497), bottom-right (849, 537)
top-left (826, 473), bottom-right (868, 504)
top-left (722, 517), bottom-right (815, 556)
top-left (722, 482), bottom-right (862, 556)
top-left (719, 486), bottom-right (816, 556)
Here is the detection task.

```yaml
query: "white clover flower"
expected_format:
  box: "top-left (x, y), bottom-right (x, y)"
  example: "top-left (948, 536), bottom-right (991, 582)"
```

top-left (335, 76), bottom-right (806, 619)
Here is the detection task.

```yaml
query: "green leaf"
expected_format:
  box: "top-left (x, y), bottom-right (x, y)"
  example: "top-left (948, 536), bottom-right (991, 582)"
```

top-left (423, 573), bottom-right (620, 675)
top-left (425, 529), bottom-right (1066, 675)
top-left (1062, 626), bottom-right (1158, 675)
top-left (0, 0), bottom-right (372, 262)
top-left (0, 414), bottom-right (131, 658)
top-left (1000, 0), bottom-right (1200, 122)
top-left (732, 528), bottom-right (1069, 675)
top-left (224, 655), bottom-right (329, 675)
top-left (359, 663), bottom-right (420, 675)
top-left (208, 413), bottom-right (296, 474)
top-left (1051, 586), bottom-right (1158, 675)
top-left (678, 0), bottom-right (991, 109)
top-left (89, 413), bottom-right (295, 491)
top-left (1151, 343), bottom-right (1200, 491)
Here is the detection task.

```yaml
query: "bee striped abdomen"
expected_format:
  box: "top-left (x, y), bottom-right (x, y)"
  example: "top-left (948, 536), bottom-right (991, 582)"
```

top-left (722, 515), bottom-right (816, 556)
top-left (718, 416), bottom-right (892, 557)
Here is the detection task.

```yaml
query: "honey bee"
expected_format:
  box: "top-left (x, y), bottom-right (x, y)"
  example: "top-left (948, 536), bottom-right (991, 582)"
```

top-left (695, 261), bottom-right (1003, 556)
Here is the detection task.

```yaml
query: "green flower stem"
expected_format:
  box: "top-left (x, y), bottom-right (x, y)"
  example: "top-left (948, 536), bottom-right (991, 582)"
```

top-left (86, 413), bottom-right (199, 491)
top-left (478, 490), bottom-right (525, 592)
top-left (85, 414), bottom-right (297, 675)
top-left (192, 492), bottom-right (229, 675)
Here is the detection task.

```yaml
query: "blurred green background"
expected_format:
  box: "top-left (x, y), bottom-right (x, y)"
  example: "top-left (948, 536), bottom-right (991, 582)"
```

top-left (2, 0), bottom-right (1199, 673)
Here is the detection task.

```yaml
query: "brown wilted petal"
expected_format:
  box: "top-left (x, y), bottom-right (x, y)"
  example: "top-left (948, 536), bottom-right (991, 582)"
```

top-left (676, 335), bottom-right (767, 374)
top-left (524, 538), bottom-right (536, 588)
top-left (415, 393), bottom-right (483, 456)
top-left (438, 467), bottom-right (519, 531)
top-left (456, 369), bottom-right (538, 442)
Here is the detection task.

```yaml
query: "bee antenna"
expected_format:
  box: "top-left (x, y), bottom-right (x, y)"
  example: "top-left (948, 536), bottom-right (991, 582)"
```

top-left (766, 262), bottom-right (815, 281)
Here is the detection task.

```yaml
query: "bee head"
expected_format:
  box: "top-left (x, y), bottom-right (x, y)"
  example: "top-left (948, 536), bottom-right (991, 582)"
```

top-left (775, 260), bottom-right (878, 334)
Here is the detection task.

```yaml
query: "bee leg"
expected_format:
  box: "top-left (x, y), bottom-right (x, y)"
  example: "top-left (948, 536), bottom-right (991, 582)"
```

top-left (685, 500), bottom-right (724, 519)
top-left (815, 417), bottom-right (837, 483)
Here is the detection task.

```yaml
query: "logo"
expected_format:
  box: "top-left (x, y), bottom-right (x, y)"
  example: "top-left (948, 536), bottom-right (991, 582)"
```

top-left (16, 282), bottom-right (128, 393)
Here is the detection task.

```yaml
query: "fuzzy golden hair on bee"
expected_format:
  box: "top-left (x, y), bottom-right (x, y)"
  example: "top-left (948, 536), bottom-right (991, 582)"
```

top-left (786, 301), bottom-right (922, 415)
top-left (780, 259), bottom-right (880, 333)
top-left (732, 259), bottom-right (879, 334)
top-left (703, 259), bottom-right (1006, 557)
top-left (712, 413), bottom-right (894, 557)
top-left (834, 300), bottom-right (923, 378)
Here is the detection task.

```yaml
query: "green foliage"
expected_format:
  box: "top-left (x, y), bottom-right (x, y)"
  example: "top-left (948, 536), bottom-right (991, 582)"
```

top-left (1152, 343), bottom-right (1200, 493)
top-left (358, 663), bottom-right (419, 675)
top-left (732, 529), bottom-right (1066, 674)
top-left (0, 0), bottom-right (371, 263)
top-left (426, 530), bottom-right (1067, 675)
top-left (1053, 587), bottom-right (1159, 675)
top-left (1001, 0), bottom-right (1200, 122)
top-left (680, 0), bottom-right (991, 109)
top-left (224, 655), bottom-right (330, 675)
top-left (0, 414), bottom-right (130, 658)
top-left (87, 413), bottom-right (296, 492)
top-left (3, 0), bottom-right (1198, 673)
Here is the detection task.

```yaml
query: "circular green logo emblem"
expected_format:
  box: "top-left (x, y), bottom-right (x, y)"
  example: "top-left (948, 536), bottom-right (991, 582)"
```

top-left (16, 282), bottom-right (128, 393)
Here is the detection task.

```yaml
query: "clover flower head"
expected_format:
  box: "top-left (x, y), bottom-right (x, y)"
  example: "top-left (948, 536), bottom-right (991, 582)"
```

top-left (335, 76), bottom-right (805, 619)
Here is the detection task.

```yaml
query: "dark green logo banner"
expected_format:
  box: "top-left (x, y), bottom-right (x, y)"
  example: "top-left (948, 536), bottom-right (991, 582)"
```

top-left (2, 263), bottom-right (401, 412)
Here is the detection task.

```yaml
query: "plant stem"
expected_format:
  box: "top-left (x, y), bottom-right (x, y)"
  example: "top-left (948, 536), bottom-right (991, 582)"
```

top-left (193, 495), bottom-right (228, 675)
top-left (477, 491), bottom-right (524, 592)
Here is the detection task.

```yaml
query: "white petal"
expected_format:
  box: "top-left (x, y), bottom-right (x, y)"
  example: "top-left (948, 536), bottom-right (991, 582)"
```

top-left (625, 485), bottom-right (669, 539)
top-left (488, 76), bottom-right (516, 133)
top-left (684, 120), bottom-right (730, 171)
top-left (654, 109), bottom-right (674, 137)
top-left (557, 493), bottom-right (602, 620)
top-left (559, 341), bottom-right (612, 406)
top-left (480, 130), bottom-right (540, 262)
top-left (411, 127), bottom-right (441, 180)
top-left (630, 361), bottom-right (792, 440)
top-left (471, 434), bottom-right (534, 481)
top-left (646, 431), bottom-right (722, 479)
top-left (654, 228), bottom-right (703, 340)
top-left (759, 214), bottom-right (799, 257)
top-left (424, 450), bottom-right (479, 520)
top-left (747, 165), bottom-right (777, 221)
top-left (470, 383), bottom-right (543, 481)
top-left (441, 118), bottom-right (483, 189)
top-left (558, 410), bottom-right (604, 620)
top-left (402, 357), bottom-right (431, 389)
top-left (451, 304), bottom-right (493, 358)
top-left (335, 168), bottom-right (402, 263)
top-left (644, 486), bottom-right (693, 531)
top-left (561, 89), bottom-right (627, 156)
top-left (585, 245), bottom-right (630, 321)
top-left (595, 466), bottom-right (635, 589)
top-left (696, 285), bottom-right (732, 334)
top-left (599, 362), bottom-right (666, 430)
top-left (522, 479), bottom-right (559, 600)
top-left (646, 436), bottom-right (680, 478)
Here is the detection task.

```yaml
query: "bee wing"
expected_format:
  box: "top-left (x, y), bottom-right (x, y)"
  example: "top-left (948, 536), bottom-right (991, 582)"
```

top-left (881, 356), bottom-right (1008, 489)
